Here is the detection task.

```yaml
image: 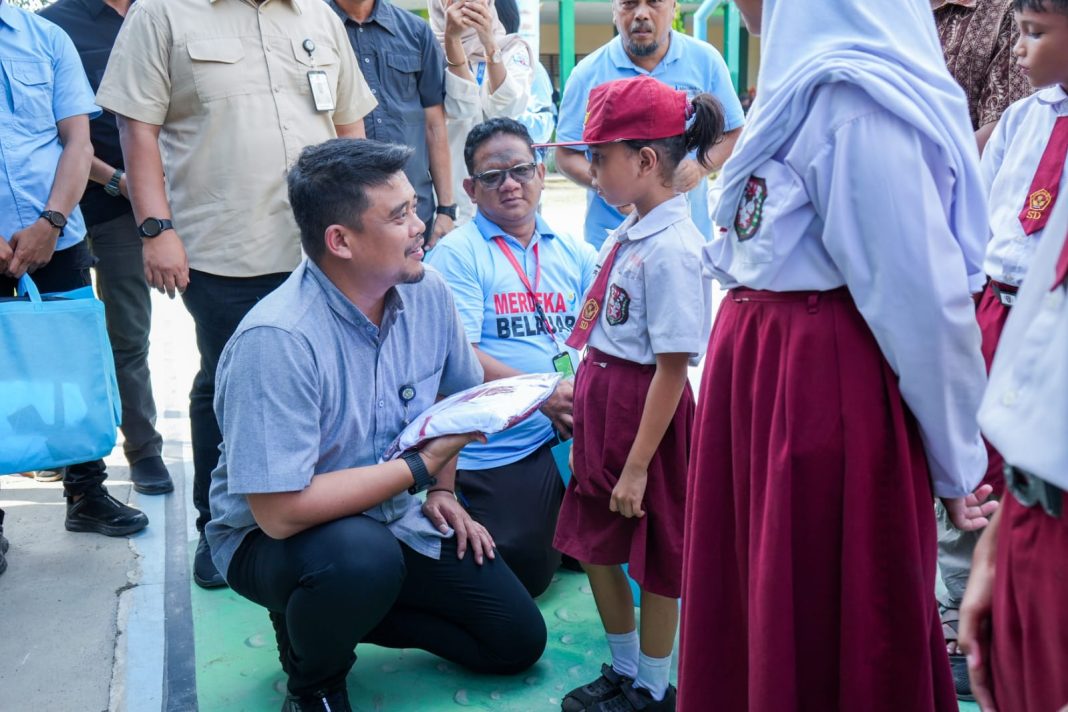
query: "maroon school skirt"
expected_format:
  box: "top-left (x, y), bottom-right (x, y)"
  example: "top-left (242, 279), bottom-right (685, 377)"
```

top-left (991, 491), bottom-right (1068, 712)
top-left (678, 288), bottom-right (956, 712)
top-left (977, 282), bottom-right (1012, 493)
top-left (553, 347), bottom-right (694, 598)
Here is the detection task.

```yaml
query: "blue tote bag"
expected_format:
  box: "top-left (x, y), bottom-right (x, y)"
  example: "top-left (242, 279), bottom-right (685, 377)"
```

top-left (0, 274), bottom-right (120, 473)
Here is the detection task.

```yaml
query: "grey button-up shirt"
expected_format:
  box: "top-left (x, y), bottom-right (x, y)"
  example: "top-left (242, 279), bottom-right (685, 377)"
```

top-left (327, 0), bottom-right (446, 226)
top-left (205, 259), bottom-right (482, 580)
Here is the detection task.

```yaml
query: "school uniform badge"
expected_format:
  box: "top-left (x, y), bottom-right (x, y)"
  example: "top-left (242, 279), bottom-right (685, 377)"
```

top-left (734, 175), bottom-right (768, 241)
top-left (606, 284), bottom-right (630, 326)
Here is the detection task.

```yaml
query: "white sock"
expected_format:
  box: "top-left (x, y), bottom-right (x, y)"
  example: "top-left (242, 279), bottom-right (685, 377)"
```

top-left (633, 651), bottom-right (672, 701)
top-left (606, 630), bottom-right (639, 678)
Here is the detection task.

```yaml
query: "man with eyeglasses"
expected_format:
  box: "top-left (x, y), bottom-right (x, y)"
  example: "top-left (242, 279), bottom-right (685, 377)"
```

top-left (426, 118), bottom-right (596, 598)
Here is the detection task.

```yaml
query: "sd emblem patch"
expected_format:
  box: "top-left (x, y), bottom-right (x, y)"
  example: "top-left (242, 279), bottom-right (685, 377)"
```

top-left (606, 284), bottom-right (630, 326)
top-left (734, 175), bottom-right (768, 241)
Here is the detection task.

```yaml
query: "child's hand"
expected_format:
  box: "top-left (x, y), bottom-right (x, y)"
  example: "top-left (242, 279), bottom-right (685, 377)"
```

top-left (610, 463), bottom-right (647, 518)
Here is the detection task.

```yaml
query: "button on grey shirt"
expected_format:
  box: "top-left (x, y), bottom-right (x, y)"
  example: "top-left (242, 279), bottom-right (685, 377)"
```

top-left (206, 259), bottom-right (483, 580)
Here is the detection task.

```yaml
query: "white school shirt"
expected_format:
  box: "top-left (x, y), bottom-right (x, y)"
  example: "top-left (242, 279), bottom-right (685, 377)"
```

top-left (704, 83), bottom-right (987, 498)
top-left (979, 196), bottom-right (1068, 491)
top-left (586, 194), bottom-right (712, 367)
top-left (981, 85), bottom-right (1068, 287)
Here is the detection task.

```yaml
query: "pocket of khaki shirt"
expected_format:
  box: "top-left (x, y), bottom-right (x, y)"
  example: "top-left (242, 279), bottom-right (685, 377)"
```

top-left (186, 39), bottom-right (248, 103)
top-left (7, 60), bottom-right (54, 119)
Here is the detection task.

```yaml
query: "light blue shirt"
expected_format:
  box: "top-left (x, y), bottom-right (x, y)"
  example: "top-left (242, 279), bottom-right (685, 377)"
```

top-left (519, 60), bottom-right (556, 147)
top-left (206, 261), bottom-right (483, 581)
top-left (555, 32), bottom-right (744, 249)
top-left (0, 2), bottom-right (99, 249)
top-left (426, 211), bottom-right (597, 469)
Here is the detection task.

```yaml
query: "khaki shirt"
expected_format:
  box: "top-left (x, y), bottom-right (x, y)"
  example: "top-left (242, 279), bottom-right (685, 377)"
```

top-left (96, 0), bottom-right (376, 276)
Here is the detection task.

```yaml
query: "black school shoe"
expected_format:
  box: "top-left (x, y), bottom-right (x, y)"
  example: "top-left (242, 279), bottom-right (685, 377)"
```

top-left (589, 683), bottom-right (677, 712)
top-left (562, 664), bottom-right (632, 712)
top-left (129, 456), bottom-right (175, 495)
top-left (193, 533), bottom-right (227, 589)
top-left (280, 685), bottom-right (352, 712)
top-left (65, 487), bottom-right (149, 537)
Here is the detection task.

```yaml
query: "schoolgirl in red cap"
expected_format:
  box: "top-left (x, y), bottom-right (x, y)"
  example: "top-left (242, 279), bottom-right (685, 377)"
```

top-left (537, 75), bottom-right (724, 712)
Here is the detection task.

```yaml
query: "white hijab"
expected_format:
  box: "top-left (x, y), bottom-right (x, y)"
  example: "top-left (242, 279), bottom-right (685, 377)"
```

top-left (715, 0), bottom-right (988, 284)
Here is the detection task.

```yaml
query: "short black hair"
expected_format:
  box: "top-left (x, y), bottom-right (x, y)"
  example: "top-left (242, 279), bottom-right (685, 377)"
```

top-left (1013, 0), bottom-right (1068, 13)
top-left (287, 139), bottom-right (412, 262)
top-left (463, 118), bottom-right (535, 175)
top-left (496, 0), bottom-right (521, 34)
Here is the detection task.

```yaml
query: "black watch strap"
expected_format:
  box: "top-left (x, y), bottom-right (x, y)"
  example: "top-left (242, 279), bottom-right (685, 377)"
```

top-left (435, 204), bottom-right (458, 221)
top-left (403, 451), bottom-right (437, 495)
top-left (138, 217), bottom-right (174, 239)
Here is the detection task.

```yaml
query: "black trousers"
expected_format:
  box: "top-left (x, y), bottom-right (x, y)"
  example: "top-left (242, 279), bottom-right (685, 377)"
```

top-left (457, 442), bottom-right (565, 597)
top-left (87, 211), bottom-right (163, 465)
top-left (227, 515), bottom-right (547, 698)
top-left (179, 269), bottom-right (288, 531)
top-left (1, 241), bottom-right (106, 497)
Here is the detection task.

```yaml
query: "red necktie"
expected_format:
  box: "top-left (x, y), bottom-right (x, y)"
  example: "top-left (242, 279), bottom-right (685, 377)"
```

top-left (565, 240), bottom-right (623, 350)
top-left (1019, 116), bottom-right (1068, 236)
top-left (1052, 229), bottom-right (1068, 290)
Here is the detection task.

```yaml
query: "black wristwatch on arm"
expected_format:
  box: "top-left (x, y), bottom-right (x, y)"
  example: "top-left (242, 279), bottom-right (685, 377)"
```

top-left (435, 204), bottom-right (458, 221)
top-left (403, 451), bottom-right (437, 495)
top-left (138, 217), bottom-right (175, 239)
top-left (39, 209), bottom-right (67, 232)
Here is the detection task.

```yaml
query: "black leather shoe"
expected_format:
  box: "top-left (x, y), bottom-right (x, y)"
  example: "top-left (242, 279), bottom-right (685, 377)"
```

top-left (65, 488), bottom-right (149, 537)
top-left (280, 685), bottom-right (352, 712)
top-left (129, 456), bottom-right (174, 495)
top-left (194, 533), bottom-right (227, 589)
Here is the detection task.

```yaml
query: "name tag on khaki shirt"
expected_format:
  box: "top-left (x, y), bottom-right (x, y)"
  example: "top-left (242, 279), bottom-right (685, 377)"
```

top-left (308, 70), bottom-right (335, 112)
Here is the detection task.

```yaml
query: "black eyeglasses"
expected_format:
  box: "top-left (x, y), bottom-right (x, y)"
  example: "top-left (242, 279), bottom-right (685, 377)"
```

top-left (471, 162), bottom-right (538, 190)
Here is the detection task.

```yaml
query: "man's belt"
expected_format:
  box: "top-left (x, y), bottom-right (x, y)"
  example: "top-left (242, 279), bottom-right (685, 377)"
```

top-left (989, 280), bottom-right (1019, 307)
top-left (1005, 464), bottom-right (1064, 518)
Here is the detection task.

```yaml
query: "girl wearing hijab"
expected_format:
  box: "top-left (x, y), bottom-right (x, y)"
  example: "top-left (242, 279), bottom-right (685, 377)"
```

top-left (430, 0), bottom-right (533, 225)
top-left (679, 0), bottom-right (999, 709)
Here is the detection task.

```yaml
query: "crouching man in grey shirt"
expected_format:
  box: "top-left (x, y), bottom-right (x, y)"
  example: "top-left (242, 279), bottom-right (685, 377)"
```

top-left (205, 139), bottom-right (546, 712)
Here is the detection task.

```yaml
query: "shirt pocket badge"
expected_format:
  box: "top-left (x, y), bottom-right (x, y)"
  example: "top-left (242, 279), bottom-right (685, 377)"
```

top-left (734, 175), bottom-right (768, 242)
top-left (606, 284), bottom-right (630, 326)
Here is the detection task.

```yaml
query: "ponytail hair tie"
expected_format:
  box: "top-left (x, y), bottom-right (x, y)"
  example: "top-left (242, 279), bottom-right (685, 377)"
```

top-left (686, 100), bottom-right (697, 120)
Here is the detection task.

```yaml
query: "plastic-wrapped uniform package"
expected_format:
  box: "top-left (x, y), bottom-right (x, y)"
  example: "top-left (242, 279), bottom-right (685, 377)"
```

top-left (381, 373), bottom-right (561, 461)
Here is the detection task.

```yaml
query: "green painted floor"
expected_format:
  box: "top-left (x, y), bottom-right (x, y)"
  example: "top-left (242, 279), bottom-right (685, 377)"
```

top-left (192, 568), bottom-right (980, 712)
top-left (192, 569), bottom-right (664, 712)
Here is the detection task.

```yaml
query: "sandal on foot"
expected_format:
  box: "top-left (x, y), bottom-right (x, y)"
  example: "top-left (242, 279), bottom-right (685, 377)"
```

top-left (941, 606), bottom-right (973, 701)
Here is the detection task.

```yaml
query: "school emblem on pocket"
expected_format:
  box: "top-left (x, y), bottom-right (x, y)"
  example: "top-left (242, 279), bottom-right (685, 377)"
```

top-left (734, 175), bottom-right (768, 241)
top-left (606, 284), bottom-right (630, 326)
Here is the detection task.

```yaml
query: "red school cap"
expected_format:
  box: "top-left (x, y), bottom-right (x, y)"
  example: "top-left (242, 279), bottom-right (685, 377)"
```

top-left (534, 75), bottom-right (690, 149)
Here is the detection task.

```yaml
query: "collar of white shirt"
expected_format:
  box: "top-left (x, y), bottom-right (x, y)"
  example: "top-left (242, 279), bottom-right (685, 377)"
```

top-left (1036, 84), bottom-right (1068, 108)
top-left (616, 193), bottom-right (691, 242)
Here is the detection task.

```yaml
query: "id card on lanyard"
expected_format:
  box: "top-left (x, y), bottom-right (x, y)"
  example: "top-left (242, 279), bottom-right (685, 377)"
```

top-left (491, 236), bottom-right (575, 377)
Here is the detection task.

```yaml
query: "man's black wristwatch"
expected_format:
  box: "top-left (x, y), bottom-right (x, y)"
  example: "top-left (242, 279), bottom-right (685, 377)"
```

top-left (403, 451), bottom-right (437, 495)
top-left (39, 210), bottom-right (67, 231)
top-left (435, 204), bottom-right (458, 221)
top-left (138, 217), bottom-right (175, 239)
top-left (104, 168), bottom-right (125, 198)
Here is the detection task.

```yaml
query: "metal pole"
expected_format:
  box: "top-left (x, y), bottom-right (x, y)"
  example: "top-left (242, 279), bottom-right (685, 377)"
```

top-left (722, 2), bottom-right (749, 94)
top-left (559, 0), bottom-right (576, 92)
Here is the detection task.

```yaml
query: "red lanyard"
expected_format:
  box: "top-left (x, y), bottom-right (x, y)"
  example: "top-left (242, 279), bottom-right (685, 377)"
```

top-left (492, 236), bottom-right (557, 340)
